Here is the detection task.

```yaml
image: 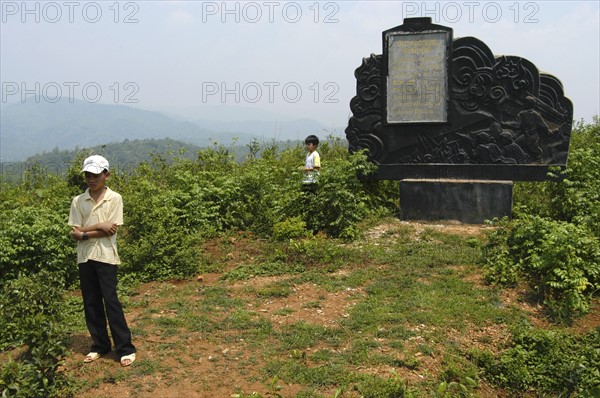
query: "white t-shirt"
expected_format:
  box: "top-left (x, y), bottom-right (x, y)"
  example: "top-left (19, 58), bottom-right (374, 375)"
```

top-left (303, 151), bottom-right (321, 184)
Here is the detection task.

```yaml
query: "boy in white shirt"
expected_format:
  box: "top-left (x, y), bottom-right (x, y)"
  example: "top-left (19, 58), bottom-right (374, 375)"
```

top-left (68, 155), bottom-right (136, 366)
top-left (303, 135), bottom-right (321, 185)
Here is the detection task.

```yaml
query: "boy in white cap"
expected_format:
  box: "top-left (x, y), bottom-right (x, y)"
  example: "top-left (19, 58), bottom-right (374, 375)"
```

top-left (68, 155), bottom-right (136, 366)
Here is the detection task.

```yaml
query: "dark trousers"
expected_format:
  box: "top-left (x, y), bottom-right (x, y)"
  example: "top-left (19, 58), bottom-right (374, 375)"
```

top-left (78, 260), bottom-right (136, 357)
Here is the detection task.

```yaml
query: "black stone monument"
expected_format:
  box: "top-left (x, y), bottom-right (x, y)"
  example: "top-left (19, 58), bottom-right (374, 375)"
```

top-left (346, 18), bottom-right (573, 223)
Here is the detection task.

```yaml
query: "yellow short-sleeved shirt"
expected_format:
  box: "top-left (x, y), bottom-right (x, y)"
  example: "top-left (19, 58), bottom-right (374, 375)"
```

top-left (68, 187), bottom-right (123, 265)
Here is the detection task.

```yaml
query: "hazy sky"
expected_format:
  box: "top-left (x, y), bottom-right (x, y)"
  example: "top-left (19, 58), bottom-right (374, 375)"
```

top-left (1, 0), bottom-right (599, 130)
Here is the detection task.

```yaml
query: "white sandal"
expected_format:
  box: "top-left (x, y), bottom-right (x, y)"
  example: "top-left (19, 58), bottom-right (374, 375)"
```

top-left (120, 353), bottom-right (136, 367)
top-left (83, 352), bottom-right (101, 363)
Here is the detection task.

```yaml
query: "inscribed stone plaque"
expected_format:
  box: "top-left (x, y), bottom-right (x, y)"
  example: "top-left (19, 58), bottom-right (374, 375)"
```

top-left (386, 31), bottom-right (449, 123)
top-left (347, 18), bottom-right (573, 182)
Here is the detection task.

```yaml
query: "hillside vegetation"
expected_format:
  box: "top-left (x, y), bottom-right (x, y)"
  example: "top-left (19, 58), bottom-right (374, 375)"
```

top-left (0, 120), bottom-right (599, 397)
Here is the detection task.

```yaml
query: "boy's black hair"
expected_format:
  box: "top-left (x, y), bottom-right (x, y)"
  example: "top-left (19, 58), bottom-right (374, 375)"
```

top-left (305, 135), bottom-right (319, 146)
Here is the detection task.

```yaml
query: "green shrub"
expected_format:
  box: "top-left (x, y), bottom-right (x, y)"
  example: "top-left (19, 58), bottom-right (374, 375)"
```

top-left (488, 119), bottom-right (600, 323)
top-left (296, 147), bottom-right (389, 240)
top-left (474, 324), bottom-right (600, 396)
top-left (546, 118), bottom-right (600, 238)
top-left (0, 207), bottom-right (77, 289)
top-left (482, 215), bottom-right (600, 322)
top-left (283, 236), bottom-right (354, 271)
top-left (224, 149), bottom-right (298, 235)
top-left (227, 138), bottom-right (396, 240)
top-left (514, 118), bottom-right (600, 238)
top-left (481, 218), bottom-right (518, 287)
top-left (437, 355), bottom-right (479, 398)
top-left (0, 270), bottom-right (64, 347)
top-left (271, 217), bottom-right (310, 241)
top-left (116, 169), bottom-right (202, 282)
top-left (0, 271), bottom-right (70, 397)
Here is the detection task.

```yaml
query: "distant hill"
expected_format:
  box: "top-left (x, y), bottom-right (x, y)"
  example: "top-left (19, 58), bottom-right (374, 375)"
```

top-left (0, 100), bottom-right (341, 162)
top-left (0, 99), bottom-right (252, 162)
top-left (32, 138), bottom-right (204, 171)
top-left (191, 118), bottom-right (332, 142)
top-left (153, 104), bottom-right (345, 140)
top-left (0, 138), bottom-right (205, 182)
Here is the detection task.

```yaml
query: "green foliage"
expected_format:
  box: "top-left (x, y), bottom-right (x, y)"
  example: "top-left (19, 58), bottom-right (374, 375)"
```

top-left (514, 118), bottom-right (600, 238)
top-left (0, 206), bottom-right (77, 289)
top-left (437, 355), bottom-right (480, 397)
top-left (486, 119), bottom-right (600, 328)
top-left (436, 379), bottom-right (478, 398)
top-left (482, 215), bottom-right (600, 322)
top-left (0, 137), bottom-right (387, 287)
top-left (0, 272), bottom-right (70, 397)
top-left (0, 271), bottom-right (64, 349)
top-left (271, 217), bottom-right (310, 241)
top-left (545, 118), bottom-right (600, 237)
top-left (353, 372), bottom-right (410, 398)
top-left (0, 358), bottom-right (69, 398)
top-left (95, 138), bottom-right (395, 283)
top-left (480, 220), bottom-right (520, 287)
top-left (117, 174), bottom-right (200, 282)
top-left (473, 324), bottom-right (600, 396)
top-left (290, 144), bottom-right (396, 240)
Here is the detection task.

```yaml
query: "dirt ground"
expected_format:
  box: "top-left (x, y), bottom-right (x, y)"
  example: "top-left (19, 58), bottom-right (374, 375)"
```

top-left (59, 220), bottom-right (600, 398)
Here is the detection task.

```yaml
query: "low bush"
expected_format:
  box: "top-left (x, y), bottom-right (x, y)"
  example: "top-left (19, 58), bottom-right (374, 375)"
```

top-left (545, 118), bottom-right (600, 238)
top-left (0, 271), bottom-right (70, 397)
top-left (482, 215), bottom-right (600, 323)
top-left (473, 323), bottom-right (600, 396)
top-left (514, 118), bottom-right (600, 238)
top-left (0, 206), bottom-right (77, 289)
top-left (291, 146), bottom-right (395, 240)
top-left (271, 217), bottom-right (311, 241)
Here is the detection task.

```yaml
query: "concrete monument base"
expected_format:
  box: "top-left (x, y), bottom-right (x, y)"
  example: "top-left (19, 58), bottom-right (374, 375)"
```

top-left (399, 179), bottom-right (513, 224)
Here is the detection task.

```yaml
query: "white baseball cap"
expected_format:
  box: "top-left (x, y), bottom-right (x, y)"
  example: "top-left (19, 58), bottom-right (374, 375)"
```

top-left (81, 155), bottom-right (109, 174)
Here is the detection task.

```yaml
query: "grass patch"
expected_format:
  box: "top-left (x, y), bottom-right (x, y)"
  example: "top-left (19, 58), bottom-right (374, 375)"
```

top-left (278, 321), bottom-right (342, 350)
top-left (264, 360), bottom-right (350, 387)
top-left (256, 282), bottom-right (293, 298)
top-left (222, 261), bottom-right (305, 281)
top-left (61, 222), bottom-right (594, 397)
